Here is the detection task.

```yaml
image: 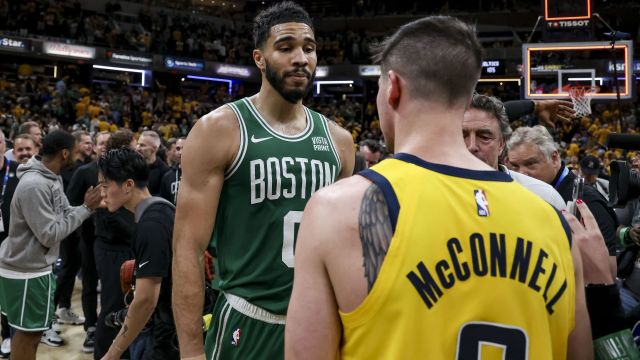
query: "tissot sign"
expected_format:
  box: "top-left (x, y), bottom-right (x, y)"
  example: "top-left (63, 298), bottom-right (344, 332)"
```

top-left (43, 42), bottom-right (96, 59)
top-left (107, 51), bottom-right (152, 66)
top-left (0, 37), bottom-right (29, 51)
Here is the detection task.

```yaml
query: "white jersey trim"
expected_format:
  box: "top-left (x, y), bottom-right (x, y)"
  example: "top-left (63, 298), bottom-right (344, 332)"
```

top-left (242, 97), bottom-right (314, 142)
top-left (320, 115), bottom-right (342, 176)
top-left (225, 102), bottom-right (249, 180)
top-left (224, 292), bottom-right (286, 325)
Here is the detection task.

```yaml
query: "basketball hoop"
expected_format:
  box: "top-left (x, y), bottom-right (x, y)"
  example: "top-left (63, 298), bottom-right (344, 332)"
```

top-left (568, 86), bottom-right (599, 117)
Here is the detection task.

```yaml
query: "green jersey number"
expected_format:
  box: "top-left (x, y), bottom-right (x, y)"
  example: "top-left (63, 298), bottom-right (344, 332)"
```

top-left (282, 210), bottom-right (303, 268)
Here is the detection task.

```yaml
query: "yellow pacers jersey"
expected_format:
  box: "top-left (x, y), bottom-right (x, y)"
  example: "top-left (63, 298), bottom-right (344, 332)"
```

top-left (340, 153), bottom-right (575, 360)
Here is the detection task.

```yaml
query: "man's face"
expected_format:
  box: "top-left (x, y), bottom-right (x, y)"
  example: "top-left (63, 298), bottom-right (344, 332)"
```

top-left (581, 171), bottom-right (598, 185)
top-left (94, 133), bottom-right (110, 158)
top-left (174, 139), bottom-right (185, 166)
top-left (98, 172), bottom-right (129, 213)
top-left (166, 144), bottom-right (177, 164)
top-left (14, 138), bottom-right (35, 164)
top-left (78, 134), bottom-right (93, 159)
top-left (361, 145), bottom-right (381, 168)
top-left (463, 109), bottom-right (504, 169)
top-left (632, 155), bottom-right (640, 170)
top-left (260, 22), bottom-right (317, 104)
top-left (29, 126), bottom-right (42, 146)
top-left (63, 144), bottom-right (78, 169)
top-left (507, 143), bottom-right (559, 184)
top-left (135, 135), bottom-right (156, 162)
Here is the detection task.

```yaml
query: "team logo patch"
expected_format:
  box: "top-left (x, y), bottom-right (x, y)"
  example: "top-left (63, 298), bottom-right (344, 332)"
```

top-left (231, 328), bottom-right (242, 347)
top-left (474, 189), bottom-right (490, 217)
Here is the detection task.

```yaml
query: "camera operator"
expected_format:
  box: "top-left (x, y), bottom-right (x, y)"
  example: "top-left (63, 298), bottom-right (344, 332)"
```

top-left (98, 148), bottom-right (178, 360)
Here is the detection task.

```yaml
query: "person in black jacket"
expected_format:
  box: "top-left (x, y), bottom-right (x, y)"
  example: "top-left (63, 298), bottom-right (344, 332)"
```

top-left (507, 125), bottom-right (619, 277)
top-left (64, 131), bottom-right (111, 354)
top-left (91, 130), bottom-right (138, 360)
top-left (99, 148), bottom-right (178, 360)
top-left (135, 131), bottom-right (168, 196)
top-left (159, 138), bottom-right (185, 205)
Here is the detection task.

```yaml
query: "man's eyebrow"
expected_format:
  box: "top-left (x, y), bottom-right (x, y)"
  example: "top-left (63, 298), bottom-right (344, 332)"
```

top-left (273, 36), bottom-right (317, 46)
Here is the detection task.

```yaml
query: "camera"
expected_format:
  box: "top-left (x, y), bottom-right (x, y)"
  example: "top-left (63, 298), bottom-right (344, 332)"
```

top-left (605, 134), bottom-right (640, 208)
top-left (608, 161), bottom-right (640, 208)
top-left (105, 307), bottom-right (128, 329)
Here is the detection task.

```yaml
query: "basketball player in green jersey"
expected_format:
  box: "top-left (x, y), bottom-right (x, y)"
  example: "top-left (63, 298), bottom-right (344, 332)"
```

top-left (171, 2), bottom-right (355, 360)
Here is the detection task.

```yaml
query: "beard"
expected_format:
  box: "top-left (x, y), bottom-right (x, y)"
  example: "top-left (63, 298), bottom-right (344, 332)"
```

top-left (265, 60), bottom-right (315, 104)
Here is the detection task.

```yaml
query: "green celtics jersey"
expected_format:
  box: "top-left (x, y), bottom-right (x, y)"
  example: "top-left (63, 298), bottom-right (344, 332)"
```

top-left (210, 97), bottom-right (342, 314)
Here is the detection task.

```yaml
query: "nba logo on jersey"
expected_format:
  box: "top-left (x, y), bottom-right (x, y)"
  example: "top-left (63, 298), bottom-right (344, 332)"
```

top-left (474, 189), bottom-right (490, 217)
top-left (231, 328), bottom-right (242, 347)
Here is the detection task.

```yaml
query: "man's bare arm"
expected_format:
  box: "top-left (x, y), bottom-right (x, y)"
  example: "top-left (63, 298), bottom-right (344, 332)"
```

top-left (104, 277), bottom-right (161, 359)
top-left (328, 121), bottom-right (355, 179)
top-left (286, 191), bottom-right (344, 359)
top-left (172, 108), bottom-right (239, 358)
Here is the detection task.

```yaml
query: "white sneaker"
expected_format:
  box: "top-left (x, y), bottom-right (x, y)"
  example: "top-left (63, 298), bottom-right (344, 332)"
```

top-left (51, 318), bottom-right (63, 333)
top-left (0, 338), bottom-right (9, 358)
top-left (40, 329), bottom-right (64, 347)
top-left (55, 307), bottom-right (85, 325)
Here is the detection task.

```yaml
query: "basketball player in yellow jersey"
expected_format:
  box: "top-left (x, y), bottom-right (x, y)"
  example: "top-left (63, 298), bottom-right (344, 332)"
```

top-left (286, 16), bottom-right (593, 360)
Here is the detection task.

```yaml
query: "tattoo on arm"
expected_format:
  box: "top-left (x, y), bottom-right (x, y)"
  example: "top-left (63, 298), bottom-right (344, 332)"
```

top-left (359, 183), bottom-right (393, 292)
top-left (121, 324), bottom-right (128, 337)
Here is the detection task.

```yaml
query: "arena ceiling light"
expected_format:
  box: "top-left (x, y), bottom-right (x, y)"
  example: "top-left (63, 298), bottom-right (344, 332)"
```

top-left (92, 65), bottom-right (147, 86)
top-left (477, 78), bottom-right (521, 85)
top-left (186, 75), bottom-right (233, 95)
top-left (315, 80), bottom-right (354, 95)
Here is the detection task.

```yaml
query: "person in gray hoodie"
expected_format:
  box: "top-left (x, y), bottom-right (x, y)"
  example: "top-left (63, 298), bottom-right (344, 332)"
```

top-left (0, 130), bottom-right (103, 360)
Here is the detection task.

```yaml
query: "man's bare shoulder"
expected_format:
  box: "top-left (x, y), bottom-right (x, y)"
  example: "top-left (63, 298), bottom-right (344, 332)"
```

top-left (183, 105), bottom-right (240, 172)
top-left (193, 105), bottom-right (239, 136)
top-left (327, 120), bottom-right (354, 147)
top-left (304, 175), bottom-right (371, 229)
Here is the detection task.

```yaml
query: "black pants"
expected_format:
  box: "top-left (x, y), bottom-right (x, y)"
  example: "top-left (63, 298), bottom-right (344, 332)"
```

top-left (54, 232), bottom-right (80, 309)
top-left (53, 228), bottom-right (99, 330)
top-left (94, 244), bottom-right (132, 360)
top-left (1, 314), bottom-right (8, 339)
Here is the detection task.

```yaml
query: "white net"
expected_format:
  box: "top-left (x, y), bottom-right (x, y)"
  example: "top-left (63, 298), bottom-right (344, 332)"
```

top-left (569, 86), bottom-right (599, 117)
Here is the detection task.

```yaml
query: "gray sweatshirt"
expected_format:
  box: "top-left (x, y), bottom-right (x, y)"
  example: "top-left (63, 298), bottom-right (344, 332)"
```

top-left (0, 156), bottom-right (92, 273)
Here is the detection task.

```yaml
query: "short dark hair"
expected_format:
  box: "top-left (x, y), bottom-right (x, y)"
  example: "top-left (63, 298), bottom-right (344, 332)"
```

top-left (469, 94), bottom-right (512, 141)
top-left (41, 130), bottom-right (76, 157)
top-left (72, 130), bottom-right (90, 143)
top-left (360, 139), bottom-right (381, 153)
top-left (14, 133), bottom-right (36, 145)
top-left (253, 1), bottom-right (313, 49)
top-left (98, 148), bottom-right (149, 189)
top-left (371, 16), bottom-right (482, 106)
top-left (107, 129), bottom-right (134, 151)
top-left (17, 121), bottom-right (39, 136)
top-left (166, 138), bottom-right (178, 150)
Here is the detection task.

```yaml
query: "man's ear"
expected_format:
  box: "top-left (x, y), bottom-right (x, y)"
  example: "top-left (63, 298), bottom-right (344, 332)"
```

top-left (253, 49), bottom-right (265, 73)
top-left (387, 70), bottom-right (402, 110)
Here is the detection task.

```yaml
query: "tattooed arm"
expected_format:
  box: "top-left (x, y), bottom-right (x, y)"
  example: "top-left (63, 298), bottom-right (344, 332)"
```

top-left (286, 177), bottom-right (392, 359)
top-left (102, 277), bottom-right (162, 360)
top-left (360, 184), bottom-right (393, 291)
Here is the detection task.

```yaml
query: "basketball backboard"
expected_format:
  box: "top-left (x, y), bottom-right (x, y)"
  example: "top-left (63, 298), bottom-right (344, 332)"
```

top-left (522, 41), bottom-right (634, 100)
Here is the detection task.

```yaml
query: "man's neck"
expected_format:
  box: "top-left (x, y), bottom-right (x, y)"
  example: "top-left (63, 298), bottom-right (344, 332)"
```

top-left (146, 156), bottom-right (156, 166)
top-left (393, 102), bottom-right (493, 171)
top-left (253, 85), bottom-right (305, 125)
top-left (42, 157), bottom-right (62, 175)
top-left (124, 187), bottom-right (152, 214)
